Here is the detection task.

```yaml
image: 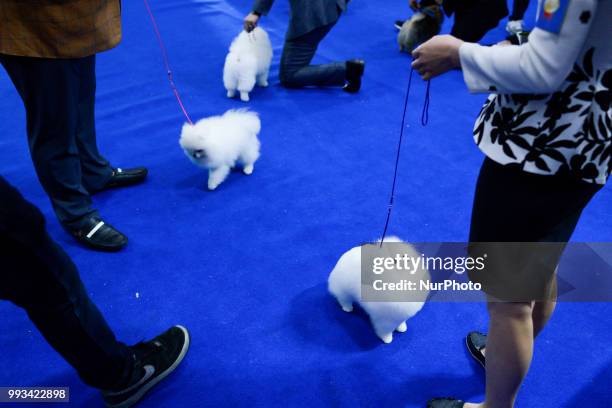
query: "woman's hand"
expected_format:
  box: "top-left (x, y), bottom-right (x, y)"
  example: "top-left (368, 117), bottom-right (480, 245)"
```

top-left (243, 12), bottom-right (260, 32)
top-left (411, 35), bottom-right (464, 80)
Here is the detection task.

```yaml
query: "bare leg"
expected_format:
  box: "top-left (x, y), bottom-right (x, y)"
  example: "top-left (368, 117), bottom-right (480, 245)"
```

top-left (466, 280), bottom-right (557, 408)
top-left (465, 302), bottom-right (534, 408)
top-left (533, 278), bottom-right (557, 337)
top-left (480, 277), bottom-right (558, 360)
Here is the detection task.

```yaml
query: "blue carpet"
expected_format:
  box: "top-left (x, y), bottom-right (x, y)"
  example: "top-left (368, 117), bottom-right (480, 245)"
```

top-left (1, 1), bottom-right (611, 407)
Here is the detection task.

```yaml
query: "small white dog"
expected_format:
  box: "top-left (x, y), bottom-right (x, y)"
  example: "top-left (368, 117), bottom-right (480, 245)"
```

top-left (328, 237), bottom-right (429, 344)
top-left (179, 109), bottom-right (261, 190)
top-left (223, 27), bottom-right (273, 102)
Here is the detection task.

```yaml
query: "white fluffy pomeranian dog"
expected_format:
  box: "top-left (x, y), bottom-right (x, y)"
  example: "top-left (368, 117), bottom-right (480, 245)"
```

top-left (223, 27), bottom-right (273, 102)
top-left (179, 109), bottom-right (261, 190)
top-left (328, 237), bottom-right (429, 344)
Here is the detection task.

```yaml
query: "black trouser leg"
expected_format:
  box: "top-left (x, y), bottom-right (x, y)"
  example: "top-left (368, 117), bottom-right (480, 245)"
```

top-left (0, 176), bottom-right (132, 390)
top-left (510, 0), bottom-right (530, 21)
top-left (450, 0), bottom-right (508, 42)
top-left (0, 54), bottom-right (103, 229)
top-left (279, 22), bottom-right (347, 88)
top-left (75, 55), bottom-right (113, 194)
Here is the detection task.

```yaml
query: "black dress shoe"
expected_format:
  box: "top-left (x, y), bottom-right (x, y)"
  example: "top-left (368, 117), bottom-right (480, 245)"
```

top-left (69, 217), bottom-right (128, 252)
top-left (102, 167), bottom-right (148, 191)
top-left (343, 59), bottom-right (365, 93)
top-left (427, 397), bottom-right (466, 408)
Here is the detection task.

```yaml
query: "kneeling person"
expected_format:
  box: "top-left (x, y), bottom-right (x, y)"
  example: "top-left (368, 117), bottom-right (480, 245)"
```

top-left (244, 0), bottom-right (365, 92)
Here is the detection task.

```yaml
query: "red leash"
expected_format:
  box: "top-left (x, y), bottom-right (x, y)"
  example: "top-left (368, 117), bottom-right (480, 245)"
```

top-left (142, 0), bottom-right (194, 125)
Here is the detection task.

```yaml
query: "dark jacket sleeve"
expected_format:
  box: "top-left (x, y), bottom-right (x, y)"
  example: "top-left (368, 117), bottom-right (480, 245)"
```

top-left (252, 0), bottom-right (275, 16)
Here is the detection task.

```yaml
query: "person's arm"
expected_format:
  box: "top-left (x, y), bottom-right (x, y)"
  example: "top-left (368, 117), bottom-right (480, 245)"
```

top-left (244, 0), bottom-right (275, 32)
top-left (252, 0), bottom-right (275, 16)
top-left (412, 0), bottom-right (598, 93)
top-left (460, 0), bottom-right (598, 93)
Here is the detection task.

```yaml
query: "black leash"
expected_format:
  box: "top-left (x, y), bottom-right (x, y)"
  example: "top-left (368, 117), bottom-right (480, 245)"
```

top-left (380, 68), bottom-right (431, 247)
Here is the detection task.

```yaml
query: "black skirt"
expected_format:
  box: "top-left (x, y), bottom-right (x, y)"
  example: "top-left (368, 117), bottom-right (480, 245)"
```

top-left (467, 158), bottom-right (602, 301)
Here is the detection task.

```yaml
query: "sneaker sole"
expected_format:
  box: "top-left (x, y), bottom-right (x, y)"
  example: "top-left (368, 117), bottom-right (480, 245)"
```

top-left (107, 325), bottom-right (190, 408)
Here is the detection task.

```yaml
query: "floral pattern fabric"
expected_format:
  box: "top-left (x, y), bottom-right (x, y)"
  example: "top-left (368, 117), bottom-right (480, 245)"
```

top-left (473, 47), bottom-right (611, 184)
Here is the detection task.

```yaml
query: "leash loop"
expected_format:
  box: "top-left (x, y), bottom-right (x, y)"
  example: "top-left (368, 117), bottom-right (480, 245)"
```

top-left (421, 80), bottom-right (431, 125)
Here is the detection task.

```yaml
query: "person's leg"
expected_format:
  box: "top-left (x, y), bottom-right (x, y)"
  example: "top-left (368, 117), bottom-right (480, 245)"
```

top-left (75, 55), bottom-right (113, 194)
top-left (478, 277), bottom-right (557, 361)
top-left (75, 55), bottom-right (148, 195)
top-left (509, 0), bottom-right (530, 21)
top-left (456, 159), bottom-right (602, 408)
top-left (0, 54), bottom-right (97, 230)
top-left (0, 177), bottom-right (190, 405)
top-left (506, 0), bottom-right (529, 33)
top-left (2, 54), bottom-right (130, 251)
top-left (0, 177), bottom-right (132, 390)
top-left (450, 0), bottom-right (508, 42)
top-left (464, 301), bottom-right (535, 408)
top-left (279, 23), bottom-right (346, 88)
top-left (532, 278), bottom-right (557, 337)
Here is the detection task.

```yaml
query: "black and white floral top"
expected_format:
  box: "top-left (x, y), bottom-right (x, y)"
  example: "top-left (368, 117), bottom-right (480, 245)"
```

top-left (459, 0), bottom-right (611, 184)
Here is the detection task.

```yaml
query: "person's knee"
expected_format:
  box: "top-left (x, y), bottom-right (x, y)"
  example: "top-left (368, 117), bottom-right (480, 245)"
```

top-left (279, 73), bottom-right (294, 88)
top-left (487, 301), bottom-right (533, 321)
top-left (279, 68), bottom-right (298, 88)
top-left (533, 300), bottom-right (557, 321)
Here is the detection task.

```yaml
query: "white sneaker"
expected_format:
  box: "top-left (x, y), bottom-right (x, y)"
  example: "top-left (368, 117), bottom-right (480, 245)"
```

top-left (506, 20), bottom-right (524, 34)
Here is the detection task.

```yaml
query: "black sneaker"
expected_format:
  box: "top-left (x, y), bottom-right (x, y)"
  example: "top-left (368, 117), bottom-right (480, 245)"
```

top-left (102, 325), bottom-right (190, 408)
top-left (394, 19), bottom-right (406, 30)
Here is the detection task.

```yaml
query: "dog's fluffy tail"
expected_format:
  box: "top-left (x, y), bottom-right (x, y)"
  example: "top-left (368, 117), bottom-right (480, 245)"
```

top-left (224, 109), bottom-right (261, 135)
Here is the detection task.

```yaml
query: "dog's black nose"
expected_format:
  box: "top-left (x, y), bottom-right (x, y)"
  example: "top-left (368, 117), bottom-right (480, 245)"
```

top-left (193, 149), bottom-right (204, 159)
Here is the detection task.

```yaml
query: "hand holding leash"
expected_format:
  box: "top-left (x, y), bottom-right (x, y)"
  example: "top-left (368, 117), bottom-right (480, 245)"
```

top-left (411, 34), bottom-right (463, 80)
top-left (244, 12), bottom-right (260, 33)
